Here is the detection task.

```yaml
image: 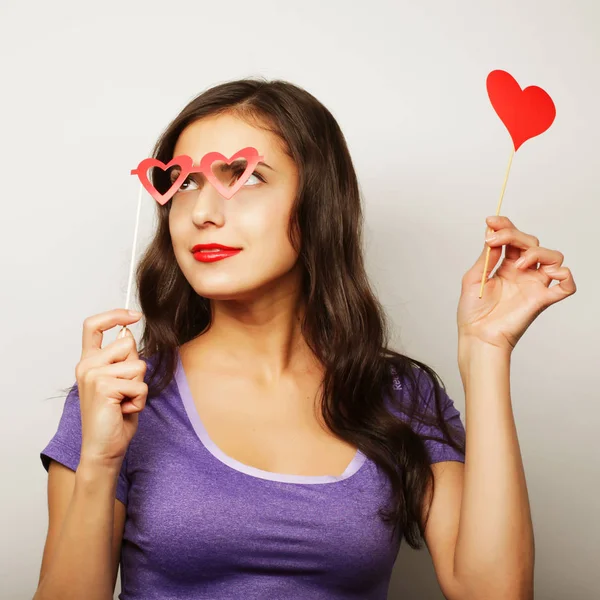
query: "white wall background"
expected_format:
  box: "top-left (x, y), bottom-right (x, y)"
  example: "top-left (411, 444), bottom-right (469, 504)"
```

top-left (1, 1), bottom-right (598, 598)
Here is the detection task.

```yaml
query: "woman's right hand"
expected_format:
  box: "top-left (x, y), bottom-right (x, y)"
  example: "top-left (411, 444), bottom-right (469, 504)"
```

top-left (76, 308), bottom-right (148, 470)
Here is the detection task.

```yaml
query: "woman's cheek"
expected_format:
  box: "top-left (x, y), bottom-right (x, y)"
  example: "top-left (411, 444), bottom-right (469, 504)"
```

top-left (168, 213), bottom-right (186, 247)
top-left (238, 201), bottom-right (285, 240)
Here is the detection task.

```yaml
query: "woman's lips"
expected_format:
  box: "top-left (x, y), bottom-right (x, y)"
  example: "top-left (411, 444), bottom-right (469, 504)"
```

top-left (192, 249), bottom-right (242, 263)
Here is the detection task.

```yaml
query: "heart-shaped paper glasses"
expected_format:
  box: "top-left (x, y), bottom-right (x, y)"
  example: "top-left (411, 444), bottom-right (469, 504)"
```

top-left (130, 146), bottom-right (265, 205)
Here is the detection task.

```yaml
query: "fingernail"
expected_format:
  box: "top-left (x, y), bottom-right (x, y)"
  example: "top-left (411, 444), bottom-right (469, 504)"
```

top-left (128, 310), bottom-right (142, 317)
top-left (485, 234), bottom-right (497, 242)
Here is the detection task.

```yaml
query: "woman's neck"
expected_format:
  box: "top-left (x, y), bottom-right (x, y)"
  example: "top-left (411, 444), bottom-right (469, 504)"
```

top-left (185, 289), bottom-right (321, 384)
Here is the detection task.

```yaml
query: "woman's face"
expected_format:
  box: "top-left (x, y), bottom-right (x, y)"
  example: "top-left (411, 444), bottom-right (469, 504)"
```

top-left (169, 113), bottom-right (300, 301)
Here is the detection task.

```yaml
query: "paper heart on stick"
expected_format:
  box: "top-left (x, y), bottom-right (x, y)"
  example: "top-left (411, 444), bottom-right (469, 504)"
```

top-left (131, 146), bottom-right (265, 204)
top-left (478, 70), bottom-right (557, 299)
top-left (486, 70), bottom-right (556, 151)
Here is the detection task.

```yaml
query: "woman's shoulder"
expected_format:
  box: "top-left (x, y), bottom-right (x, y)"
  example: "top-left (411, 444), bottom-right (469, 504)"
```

top-left (382, 354), bottom-right (466, 462)
top-left (385, 355), bottom-right (434, 397)
top-left (383, 354), bottom-right (455, 419)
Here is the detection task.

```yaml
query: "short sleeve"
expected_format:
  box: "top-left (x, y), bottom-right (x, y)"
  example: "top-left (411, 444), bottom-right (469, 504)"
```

top-left (40, 382), bottom-right (130, 505)
top-left (389, 366), bottom-right (466, 465)
top-left (419, 393), bottom-right (466, 464)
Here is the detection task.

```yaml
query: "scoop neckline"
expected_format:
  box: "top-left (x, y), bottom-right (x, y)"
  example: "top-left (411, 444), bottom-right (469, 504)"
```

top-left (173, 345), bottom-right (367, 484)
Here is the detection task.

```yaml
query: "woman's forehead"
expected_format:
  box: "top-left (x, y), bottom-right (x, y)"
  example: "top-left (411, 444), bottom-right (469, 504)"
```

top-left (173, 114), bottom-right (277, 161)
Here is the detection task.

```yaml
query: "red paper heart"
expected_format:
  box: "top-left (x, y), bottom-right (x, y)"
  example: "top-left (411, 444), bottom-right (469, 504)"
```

top-left (487, 70), bottom-right (556, 151)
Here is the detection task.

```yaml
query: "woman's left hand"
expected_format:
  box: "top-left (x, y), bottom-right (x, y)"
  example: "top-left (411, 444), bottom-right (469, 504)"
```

top-left (457, 215), bottom-right (577, 353)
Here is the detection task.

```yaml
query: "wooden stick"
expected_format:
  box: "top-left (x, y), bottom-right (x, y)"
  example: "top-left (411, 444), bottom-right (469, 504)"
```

top-left (118, 181), bottom-right (144, 339)
top-left (479, 148), bottom-right (515, 298)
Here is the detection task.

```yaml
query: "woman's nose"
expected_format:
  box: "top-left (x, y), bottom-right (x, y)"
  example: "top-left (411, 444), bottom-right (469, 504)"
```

top-left (191, 185), bottom-right (226, 227)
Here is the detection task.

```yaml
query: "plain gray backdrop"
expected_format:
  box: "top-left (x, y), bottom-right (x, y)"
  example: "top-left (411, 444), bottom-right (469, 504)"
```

top-left (1, 1), bottom-right (598, 598)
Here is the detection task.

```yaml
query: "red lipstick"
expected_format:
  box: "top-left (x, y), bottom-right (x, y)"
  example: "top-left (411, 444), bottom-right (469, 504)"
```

top-left (191, 243), bottom-right (242, 263)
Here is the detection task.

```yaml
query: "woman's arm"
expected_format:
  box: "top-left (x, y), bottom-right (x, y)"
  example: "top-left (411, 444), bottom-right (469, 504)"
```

top-left (34, 459), bottom-right (126, 600)
top-left (424, 341), bottom-right (534, 600)
top-left (454, 341), bottom-right (534, 597)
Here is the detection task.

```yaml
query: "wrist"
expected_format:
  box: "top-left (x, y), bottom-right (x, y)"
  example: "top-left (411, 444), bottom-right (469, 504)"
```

top-left (74, 460), bottom-right (120, 505)
top-left (458, 337), bottom-right (512, 379)
top-left (78, 453), bottom-right (123, 479)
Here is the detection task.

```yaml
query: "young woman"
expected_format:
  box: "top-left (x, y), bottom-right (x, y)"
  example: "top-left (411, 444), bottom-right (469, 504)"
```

top-left (35, 79), bottom-right (576, 600)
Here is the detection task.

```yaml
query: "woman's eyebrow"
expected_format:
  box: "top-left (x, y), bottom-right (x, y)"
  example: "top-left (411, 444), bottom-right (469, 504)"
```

top-left (215, 159), bottom-right (274, 172)
top-left (168, 167), bottom-right (203, 183)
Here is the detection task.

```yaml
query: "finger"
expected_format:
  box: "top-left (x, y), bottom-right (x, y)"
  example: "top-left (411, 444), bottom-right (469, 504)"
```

top-left (545, 266), bottom-right (577, 304)
top-left (121, 394), bottom-right (147, 414)
top-left (513, 247), bottom-right (565, 287)
top-left (79, 335), bottom-right (140, 378)
top-left (118, 380), bottom-right (148, 413)
top-left (82, 309), bottom-right (143, 359)
top-left (514, 247), bottom-right (565, 272)
top-left (97, 377), bottom-right (148, 412)
top-left (484, 216), bottom-right (536, 261)
top-left (485, 215), bottom-right (515, 230)
top-left (485, 215), bottom-right (515, 238)
top-left (485, 227), bottom-right (540, 262)
top-left (84, 359), bottom-right (147, 382)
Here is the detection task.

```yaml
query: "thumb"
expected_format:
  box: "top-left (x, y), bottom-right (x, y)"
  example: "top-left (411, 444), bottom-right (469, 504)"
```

top-left (117, 326), bottom-right (133, 340)
top-left (463, 240), bottom-right (503, 287)
top-left (117, 326), bottom-right (139, 361)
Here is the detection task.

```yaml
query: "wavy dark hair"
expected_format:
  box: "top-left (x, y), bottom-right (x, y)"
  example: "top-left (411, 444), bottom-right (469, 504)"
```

top-left (62, 77), bottom-right (465, 548)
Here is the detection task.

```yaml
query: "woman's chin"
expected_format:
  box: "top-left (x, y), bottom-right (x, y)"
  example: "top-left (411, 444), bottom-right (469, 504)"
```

top-left (191, 280), bottom-right (264, 302)
top-left (187, 262), bottom-right (301, 302)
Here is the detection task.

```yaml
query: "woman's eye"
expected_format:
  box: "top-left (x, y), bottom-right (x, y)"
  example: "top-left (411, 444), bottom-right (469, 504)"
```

top-left (230, 166), bottom-right (264, 187)
top-left (177, 176), bottom-right (198, 192)
top-left (171, 169), bottom-right (264, 193)
top-left (244, 172), bottom-right (263, 186)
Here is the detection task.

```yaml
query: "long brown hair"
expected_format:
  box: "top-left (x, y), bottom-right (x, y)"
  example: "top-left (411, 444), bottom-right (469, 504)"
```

top-left (69, 77), bottom-right (465, 548)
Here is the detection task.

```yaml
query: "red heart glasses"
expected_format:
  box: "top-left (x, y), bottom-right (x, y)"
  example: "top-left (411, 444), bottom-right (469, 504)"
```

top-left (130, 146), bottom-right (265, 205)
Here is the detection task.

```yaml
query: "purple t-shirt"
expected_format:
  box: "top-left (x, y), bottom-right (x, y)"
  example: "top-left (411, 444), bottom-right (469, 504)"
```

top-left (40, 347), bottom-right (465, 599)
